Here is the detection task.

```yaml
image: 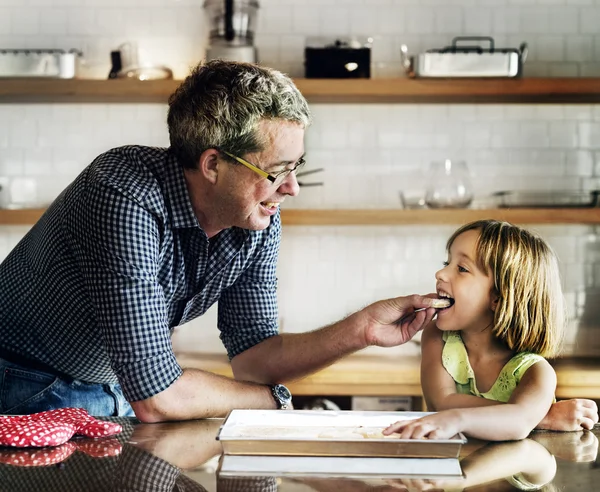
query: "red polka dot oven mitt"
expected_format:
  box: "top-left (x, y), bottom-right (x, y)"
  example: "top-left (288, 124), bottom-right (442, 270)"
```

top-left (0, 438), bottom-right (123, 467)
top-left (0, 442), bottom-right (77, 467)
top-left (0, 408), bottom-right (122, 448)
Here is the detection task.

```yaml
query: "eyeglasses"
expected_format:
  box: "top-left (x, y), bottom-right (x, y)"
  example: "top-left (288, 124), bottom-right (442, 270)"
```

top-left (220, 149), bottom-right (306, 186)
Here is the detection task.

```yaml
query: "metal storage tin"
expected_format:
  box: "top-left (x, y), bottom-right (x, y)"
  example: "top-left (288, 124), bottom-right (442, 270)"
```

top-left (217, 409), bottom-right (467, 458)
top-left (401, 37), bottom-right (527, 79)
top-left (0, 49), bottom-right (81, 79)
top-left (218, 454), bottom-right (464, 479)
top-left (493, 190), bottom-right (600, 208)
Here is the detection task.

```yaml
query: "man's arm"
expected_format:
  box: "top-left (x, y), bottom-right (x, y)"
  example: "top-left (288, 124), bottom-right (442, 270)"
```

top-left (230, 295), bottom-right (440, 384)
top-left (132, 294), bottom-right (442, 422)
top-left (130, 368), bottom-right (276, 423)
top-left (129, 418), bottom-right (224, 468)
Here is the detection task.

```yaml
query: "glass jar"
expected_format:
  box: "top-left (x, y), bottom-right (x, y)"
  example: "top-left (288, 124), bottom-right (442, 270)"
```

top-left (425, 159), bottom-right (474, 209)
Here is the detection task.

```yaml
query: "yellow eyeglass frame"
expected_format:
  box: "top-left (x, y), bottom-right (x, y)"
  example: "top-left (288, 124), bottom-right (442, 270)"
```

top-left (220, 149), bottom-right (306, 185)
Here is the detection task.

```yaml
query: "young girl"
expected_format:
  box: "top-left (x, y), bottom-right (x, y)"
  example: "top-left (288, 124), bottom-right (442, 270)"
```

top-left (384, 220), bottom-right (571, 441)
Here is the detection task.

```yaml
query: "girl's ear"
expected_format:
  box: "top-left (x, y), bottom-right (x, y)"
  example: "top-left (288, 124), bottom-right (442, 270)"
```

top-left (490, 292), bottom-right (500, 312)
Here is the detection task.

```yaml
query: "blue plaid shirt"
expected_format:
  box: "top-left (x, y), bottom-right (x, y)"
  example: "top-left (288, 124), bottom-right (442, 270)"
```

top-left (0, 146), bottom-right (280, 402)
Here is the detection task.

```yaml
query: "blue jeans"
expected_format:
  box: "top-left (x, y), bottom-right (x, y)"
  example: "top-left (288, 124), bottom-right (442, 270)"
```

top-left (0, 357), bottom-right (135, 417)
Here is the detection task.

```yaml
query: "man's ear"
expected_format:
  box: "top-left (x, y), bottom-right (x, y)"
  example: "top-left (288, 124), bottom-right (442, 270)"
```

top-left (198, 149), bottom-right (220, 184)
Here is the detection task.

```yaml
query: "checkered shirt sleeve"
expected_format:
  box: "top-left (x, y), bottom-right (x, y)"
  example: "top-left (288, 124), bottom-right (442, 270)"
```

top-left (218, 215), bottom-right (280, 360)
top-left (69, 167), bottom-right (183, 402)
top-left (0, 145), bottom-right (282, 403)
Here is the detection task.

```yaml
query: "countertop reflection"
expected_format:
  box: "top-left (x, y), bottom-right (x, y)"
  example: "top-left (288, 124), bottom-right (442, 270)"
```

top-left (0, 417), bottom-right (597, 491)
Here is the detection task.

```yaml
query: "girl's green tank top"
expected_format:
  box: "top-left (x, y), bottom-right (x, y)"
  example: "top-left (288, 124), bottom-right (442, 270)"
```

top-left (442, 331), bottom-right (547, 402)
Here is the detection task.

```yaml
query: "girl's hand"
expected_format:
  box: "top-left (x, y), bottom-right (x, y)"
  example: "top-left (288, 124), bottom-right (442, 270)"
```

top-left (382, 410), bottom-right (463, 440)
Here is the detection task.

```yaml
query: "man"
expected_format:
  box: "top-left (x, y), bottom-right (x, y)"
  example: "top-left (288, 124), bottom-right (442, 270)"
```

top-left (0, 60), bottom-right (437, 421)
top-left (0, 61), bottom-right (596, 430)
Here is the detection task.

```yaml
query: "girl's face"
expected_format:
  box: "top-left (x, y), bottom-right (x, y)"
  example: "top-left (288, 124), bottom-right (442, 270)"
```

top-left (434, 229), bottom-right (497, 332)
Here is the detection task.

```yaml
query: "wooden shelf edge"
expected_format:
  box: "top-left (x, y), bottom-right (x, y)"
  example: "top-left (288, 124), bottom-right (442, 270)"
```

top-left (280, 208), bottom-right (600, 226)
top-left (0, 208), bottom-right (46, 225)
top-left (2, 78), bottom-right (600, 104)
top-left (0, 208), bottom-right (599, 226)
top-left (176, 352), bottom-right (600, 398)
top-left (294, 77), bottom-right (600, 104)
top-left (0, 79), bottom-right (181, 103)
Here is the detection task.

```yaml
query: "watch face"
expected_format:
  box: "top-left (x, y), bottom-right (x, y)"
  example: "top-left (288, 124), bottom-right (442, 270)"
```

top-left (275, 384), bottom-right (291, 402)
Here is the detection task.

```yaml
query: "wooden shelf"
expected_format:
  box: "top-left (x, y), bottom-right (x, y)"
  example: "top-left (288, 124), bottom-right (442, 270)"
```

top-left (176, 352), bottom-right (600, 399)
top-left (2, 78), bottom-right (600, 104)
top-left (0, 79), bottom-right (181, 103)
top-left (295, 77), bottom-right (600, 104)
top-left (0, 208), bottom-right (46, 225)
top-left (279, 208), bottom-right (600, 226)
top-left (1, 208), bottom-right (599, 226)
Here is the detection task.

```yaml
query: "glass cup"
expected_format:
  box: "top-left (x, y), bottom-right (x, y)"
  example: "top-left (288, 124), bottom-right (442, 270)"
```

top-left (399, 169), bottom-right (428, 209)
top-left (399, 190), bottom-right (427, 209)
top-left (425, 159), bottom-right (474, 209)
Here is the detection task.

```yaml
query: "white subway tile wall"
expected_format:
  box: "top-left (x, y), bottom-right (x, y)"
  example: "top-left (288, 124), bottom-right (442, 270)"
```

top-left (1, 0), bottom-right (599, 354)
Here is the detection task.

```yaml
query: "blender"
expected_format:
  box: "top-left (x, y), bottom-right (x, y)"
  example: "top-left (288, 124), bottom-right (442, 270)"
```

top-left (204, 0), bottom-right (259, 63)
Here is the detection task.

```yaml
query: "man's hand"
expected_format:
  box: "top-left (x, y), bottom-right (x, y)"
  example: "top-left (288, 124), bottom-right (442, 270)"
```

top-left (537, 399), bottom-right (599, 431)
top-left (361, 294), bottom-right (441, 347)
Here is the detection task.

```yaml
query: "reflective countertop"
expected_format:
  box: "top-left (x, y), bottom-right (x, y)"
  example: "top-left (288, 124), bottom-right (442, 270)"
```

top-left (0, 417), bottom-right (598, 491)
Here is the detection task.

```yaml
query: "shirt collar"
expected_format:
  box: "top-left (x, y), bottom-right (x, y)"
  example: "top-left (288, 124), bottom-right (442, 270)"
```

top-left (162, 151), bottom-right (250, 243)
top-left (163, 151), bottom-right (203, 230)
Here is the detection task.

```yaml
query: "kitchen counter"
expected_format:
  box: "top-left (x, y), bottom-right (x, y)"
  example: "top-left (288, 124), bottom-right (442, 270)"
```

top-left (0, 417), bottom-right (597, 491)
top-left (176, 352), bottom-right (600, 401)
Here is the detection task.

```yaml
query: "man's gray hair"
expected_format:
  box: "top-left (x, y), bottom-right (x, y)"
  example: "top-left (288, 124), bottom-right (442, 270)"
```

top-left (167, 59), bottom-right (312, 169)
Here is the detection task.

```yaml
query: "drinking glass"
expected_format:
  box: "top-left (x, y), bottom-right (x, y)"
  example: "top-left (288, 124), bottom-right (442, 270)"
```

top-left (425, 159), bottom-right (474, 209)
top-left (399, 168), bottom-right (428, 209)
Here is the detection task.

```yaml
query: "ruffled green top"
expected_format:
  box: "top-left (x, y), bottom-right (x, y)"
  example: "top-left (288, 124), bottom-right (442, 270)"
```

top-left (442, 331), bottom-right (546, 402)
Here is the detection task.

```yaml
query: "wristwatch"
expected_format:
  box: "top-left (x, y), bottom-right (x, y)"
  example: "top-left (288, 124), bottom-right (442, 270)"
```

top-left (270, 384), bottom-right (292, 410)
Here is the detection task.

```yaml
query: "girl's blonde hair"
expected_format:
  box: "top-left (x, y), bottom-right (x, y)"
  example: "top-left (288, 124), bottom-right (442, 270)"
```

top-left (447, 220), bottom-right (566, 357)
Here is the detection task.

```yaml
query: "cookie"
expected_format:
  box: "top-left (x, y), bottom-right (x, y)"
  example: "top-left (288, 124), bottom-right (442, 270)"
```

top-left (430, 298), bottom-right (451, 308)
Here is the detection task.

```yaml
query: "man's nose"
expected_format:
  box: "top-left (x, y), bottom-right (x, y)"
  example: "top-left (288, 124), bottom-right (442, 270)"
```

top-left (278, 172), bottom-right (300, 197)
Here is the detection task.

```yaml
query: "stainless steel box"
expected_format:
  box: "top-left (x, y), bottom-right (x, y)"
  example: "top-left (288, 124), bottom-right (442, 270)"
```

top-left (217, 409), bottom-right (467, 458)
top-left (414, 51), bottom-right (522, 78)
top-left (218, 454), bottom-right (464, 479)
top-left (401, 37), bottom-right (527, 79)
top-left (0, 49), bottom-right (80, 79)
